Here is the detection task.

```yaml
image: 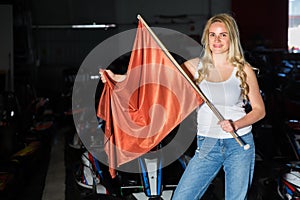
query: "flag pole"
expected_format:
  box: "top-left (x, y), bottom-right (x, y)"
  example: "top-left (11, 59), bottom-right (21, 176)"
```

top-left (137, 14), bottom-right (250, 150)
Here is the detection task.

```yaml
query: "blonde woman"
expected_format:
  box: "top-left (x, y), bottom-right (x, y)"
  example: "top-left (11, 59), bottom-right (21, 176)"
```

top-left (172, 13), bottom-right (265, 200)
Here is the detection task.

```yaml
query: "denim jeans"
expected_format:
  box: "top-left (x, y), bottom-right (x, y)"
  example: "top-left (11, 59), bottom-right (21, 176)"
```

top-left (172, 132), bottom-right (255, 200)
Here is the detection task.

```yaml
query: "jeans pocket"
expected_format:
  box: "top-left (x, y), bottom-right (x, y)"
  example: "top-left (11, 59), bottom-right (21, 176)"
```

top-left (196, 136), bottom-right (217, 159)
top-left (196, 135), bottom-right (206, 150)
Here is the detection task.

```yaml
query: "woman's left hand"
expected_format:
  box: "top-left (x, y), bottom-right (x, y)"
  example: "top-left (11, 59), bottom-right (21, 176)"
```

top-left (218, 119), bottom-right (236, 133)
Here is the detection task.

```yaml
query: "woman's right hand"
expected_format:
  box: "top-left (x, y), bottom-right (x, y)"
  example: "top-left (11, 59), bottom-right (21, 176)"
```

top-left (99, 69), bottom-right (126, 83)
top-left (99, 69), bottom-right (114, 83)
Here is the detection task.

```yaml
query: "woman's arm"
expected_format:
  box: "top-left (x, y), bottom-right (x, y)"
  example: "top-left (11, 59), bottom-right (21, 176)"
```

top-left (231, 64), bottom-right (266, 131)
top-left (219, 64), bottom-right (265, 132)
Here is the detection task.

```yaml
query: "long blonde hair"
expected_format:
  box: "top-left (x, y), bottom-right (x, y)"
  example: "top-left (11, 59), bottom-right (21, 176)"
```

top-left (196, 13), bottom-right (249, 101)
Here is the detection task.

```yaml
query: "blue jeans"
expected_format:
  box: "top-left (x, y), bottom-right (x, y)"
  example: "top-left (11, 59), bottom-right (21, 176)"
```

top-left (172, 133), bottom-right (255, 200)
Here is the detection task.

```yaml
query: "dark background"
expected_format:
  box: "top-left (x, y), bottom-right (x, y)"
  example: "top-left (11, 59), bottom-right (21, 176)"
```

top-left (0, 0), bottom-right (291, 96)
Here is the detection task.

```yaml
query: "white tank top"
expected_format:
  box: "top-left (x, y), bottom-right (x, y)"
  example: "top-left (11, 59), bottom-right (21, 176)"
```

top-left (195, 63), bottom-right (252, 138)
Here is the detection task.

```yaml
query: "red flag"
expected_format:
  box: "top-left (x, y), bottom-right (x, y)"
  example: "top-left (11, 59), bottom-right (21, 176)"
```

top-left (97, 19), bottom-right (203, 178)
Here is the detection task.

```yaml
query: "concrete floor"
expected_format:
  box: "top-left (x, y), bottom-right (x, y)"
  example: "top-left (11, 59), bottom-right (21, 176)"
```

top-left (42, 125), bottom-right (66, 200)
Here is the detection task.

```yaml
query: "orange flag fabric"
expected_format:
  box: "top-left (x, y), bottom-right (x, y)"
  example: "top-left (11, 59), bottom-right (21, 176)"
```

top-left (97, 19), bottom-right (203, 178)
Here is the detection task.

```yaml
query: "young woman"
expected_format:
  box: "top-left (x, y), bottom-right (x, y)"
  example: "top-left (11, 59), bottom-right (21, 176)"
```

top-left (99, 13), bottom-right (265, 200)
top-left (172, 13), bottom-right (265, 200)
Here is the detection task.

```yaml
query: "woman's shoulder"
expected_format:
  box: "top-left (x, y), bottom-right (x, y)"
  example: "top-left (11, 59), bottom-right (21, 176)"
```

top-left (243, 63), bottom-right (256, 74)
top-left (242, 62), bottom-right (259, 80)
top-left (186, 57), bottom-right (201, 66)
top-left (184, 57), bottom-right (202, 70)
top-left (183, 57), bottom-right (201, 76)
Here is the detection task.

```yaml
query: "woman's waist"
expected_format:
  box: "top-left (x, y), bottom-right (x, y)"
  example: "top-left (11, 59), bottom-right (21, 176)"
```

top-left (197, 125), bottom-right (252, 139)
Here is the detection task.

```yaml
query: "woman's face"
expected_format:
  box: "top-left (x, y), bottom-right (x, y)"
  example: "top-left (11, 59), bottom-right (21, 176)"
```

top-left (208, 22), bottom-right (230, 55)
